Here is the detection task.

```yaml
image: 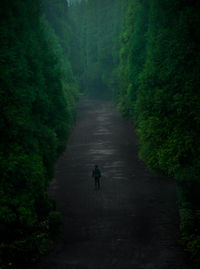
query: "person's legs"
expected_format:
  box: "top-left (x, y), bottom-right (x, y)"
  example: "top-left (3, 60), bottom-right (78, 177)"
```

top-left (95, 178), bottom-right (98, 189)
top-left (97, 177), bottom-right (100, 189)
top-left (95, 177), bottom-right (100, 190)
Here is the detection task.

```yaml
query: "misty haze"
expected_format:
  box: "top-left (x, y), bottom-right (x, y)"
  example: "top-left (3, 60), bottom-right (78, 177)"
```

top-left (0, 1), bottom-right (199, 269)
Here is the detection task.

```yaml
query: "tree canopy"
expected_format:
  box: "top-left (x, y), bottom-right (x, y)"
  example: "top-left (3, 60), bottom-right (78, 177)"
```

top-left (0, 0), bottom-right (79, 267)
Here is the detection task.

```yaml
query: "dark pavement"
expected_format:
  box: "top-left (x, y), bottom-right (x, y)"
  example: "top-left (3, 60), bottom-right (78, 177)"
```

top-left (34, 98), bottom-right (189, 269)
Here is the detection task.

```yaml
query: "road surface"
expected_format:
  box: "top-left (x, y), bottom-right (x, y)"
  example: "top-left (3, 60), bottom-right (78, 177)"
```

top-left (34, 98), bottom-right (189, 269)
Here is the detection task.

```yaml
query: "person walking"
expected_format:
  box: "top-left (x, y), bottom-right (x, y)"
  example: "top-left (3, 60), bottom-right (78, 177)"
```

top-left (92, 165), bottom-right (101, 190)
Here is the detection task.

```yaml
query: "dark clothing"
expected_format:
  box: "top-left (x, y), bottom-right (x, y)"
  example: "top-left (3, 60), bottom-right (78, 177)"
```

top-left (94, 177), bottom-right (100, 190)
top-left (92, 167), bottom-right (101, 189)
top-left (92, 167), bottom-right (101, 178)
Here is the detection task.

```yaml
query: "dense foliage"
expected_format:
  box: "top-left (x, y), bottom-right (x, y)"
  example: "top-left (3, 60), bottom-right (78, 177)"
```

top-left (1, 0), bottom-right (200, 267)
top-left (118, 0), bottom-right (200, 266)
top-left (69, 0), bottom-right (129, 98)
top-left (70, 0), bottom-right (200, 266)
top-left (0, 0), bottom-right (79, 267)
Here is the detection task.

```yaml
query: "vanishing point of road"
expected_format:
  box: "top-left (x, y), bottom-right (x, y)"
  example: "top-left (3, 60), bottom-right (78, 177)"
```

top-left (34, 98), bottom-right (189, 269)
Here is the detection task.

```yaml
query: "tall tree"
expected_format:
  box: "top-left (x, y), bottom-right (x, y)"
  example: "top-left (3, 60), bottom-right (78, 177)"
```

top-left (69, 0), bottom-right (127, 98)
top-left (0, 0), bottom-right (79, 267)
top-left (118, 0), bottom-right (200, 264)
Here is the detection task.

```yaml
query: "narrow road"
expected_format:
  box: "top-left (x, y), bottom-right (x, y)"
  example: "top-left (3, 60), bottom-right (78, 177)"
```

top-left (34, 98), bottom-right (189, 269)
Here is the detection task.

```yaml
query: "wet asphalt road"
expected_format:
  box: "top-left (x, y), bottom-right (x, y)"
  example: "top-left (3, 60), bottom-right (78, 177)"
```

top-left (33, 98), bottom-right (189, 269)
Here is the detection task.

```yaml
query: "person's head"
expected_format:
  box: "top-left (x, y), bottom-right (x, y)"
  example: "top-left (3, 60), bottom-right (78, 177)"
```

top-left (95, 165), bottom-right (98, 168)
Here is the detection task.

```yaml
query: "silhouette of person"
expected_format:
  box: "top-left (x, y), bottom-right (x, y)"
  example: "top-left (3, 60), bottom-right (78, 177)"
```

top-left (92, 165), bottom-right (101, 190)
